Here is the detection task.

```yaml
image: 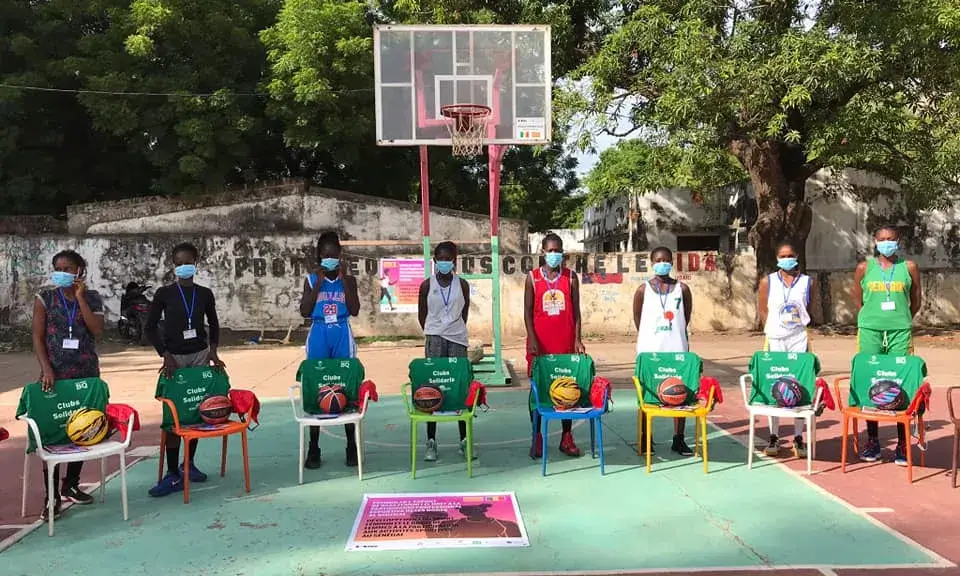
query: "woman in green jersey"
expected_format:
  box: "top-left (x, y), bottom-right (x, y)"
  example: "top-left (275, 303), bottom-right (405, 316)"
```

top-left (851, 225), bottom-right (922, 465)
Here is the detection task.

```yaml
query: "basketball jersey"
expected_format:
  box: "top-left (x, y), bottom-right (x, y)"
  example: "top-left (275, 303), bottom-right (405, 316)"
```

top-left (747, 351), bottom-right (820, 406)
top-left (297, 358), bottom-right (365, 415)
top-left (636, 280), bottom-right (689, 354)
top-left (763, 272), bottom-right (811, 339)
top-left (155, 366), bottom-right (231, 430)
top-left (858, 258), bottom-right (913, 330)
top-left (849, 352), bottom-right (926, 408)
top-left (408, 357), bottom-right (474, 412)
top-left (529, 268), bottom-right (576, 353)
top-left (16, 377), bottom-right (110, 453)
top-left (529, 354), bottom-right (596, 410)
top-left (423, 274), bottom-right (469, 347)
top-left (635, 352), bottom-right (702, 405)
top-left (308, 273), bottom-right (350, 324)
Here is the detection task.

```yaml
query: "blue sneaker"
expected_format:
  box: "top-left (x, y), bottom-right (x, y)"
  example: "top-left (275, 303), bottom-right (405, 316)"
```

top-left (179, 463), bottom-right (208, 483)
top-left (860, 439), bottom-right (881, 462)
top-left (894, 446), bottom-right (908, 467)
top-left (149, 472), bottom-right (184, 497)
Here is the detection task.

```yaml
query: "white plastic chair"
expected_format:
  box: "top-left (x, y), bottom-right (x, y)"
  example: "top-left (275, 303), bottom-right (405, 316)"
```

top-left (288, 385), bottom-right (369, 484)
top-left (739, 374), bottom-right (822, 474)
top-left (19, 415), bottom-right (136, 536)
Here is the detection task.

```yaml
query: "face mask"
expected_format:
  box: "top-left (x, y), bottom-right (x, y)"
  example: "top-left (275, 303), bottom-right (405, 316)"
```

top-left (652, 262), bottom-right (672, 276)
top-left (435, 261), bottom-right (455, 275)
top-left (876, 240), bottom-right (898, 257)
top-left (320, 258), bottom-right (340, 271)
top-left (544, 252), bottom-right (563, 268)
top-left (51, 271), bottom-right (76, 288)
top-left (174, 264), bottom-right (196, 279)
top-left (777, 257), bottom-right (798, 271)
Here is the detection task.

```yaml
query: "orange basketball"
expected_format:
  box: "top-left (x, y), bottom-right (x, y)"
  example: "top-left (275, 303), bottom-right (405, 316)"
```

top-left (198, 395), bottom-right (232, 424)
top-left (657, 377), bottom-right (688, 406)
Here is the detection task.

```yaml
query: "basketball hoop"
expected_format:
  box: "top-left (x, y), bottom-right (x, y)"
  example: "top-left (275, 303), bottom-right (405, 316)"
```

top-left (441, 104), bottom-right (491, 156)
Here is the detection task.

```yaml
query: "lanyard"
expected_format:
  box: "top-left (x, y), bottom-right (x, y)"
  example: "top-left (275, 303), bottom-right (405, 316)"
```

top-left (880, 262), bottom-right (896, 300)
top-left (778, 271), bottom-right (798, 305)
top-left (542, 267), bottom-right (561, 295)
top-left (653, 278), bottom-right (670, 312)
top-left (438, 275), bottom-right (453, 308)
top-left (177, 282), bottom-right (197, 329)
top-left (58, 289), bottom-right (78, 339)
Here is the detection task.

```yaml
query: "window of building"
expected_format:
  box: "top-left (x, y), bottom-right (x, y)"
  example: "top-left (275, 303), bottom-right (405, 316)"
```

top-left (676, 235), bottom-right (721, 251)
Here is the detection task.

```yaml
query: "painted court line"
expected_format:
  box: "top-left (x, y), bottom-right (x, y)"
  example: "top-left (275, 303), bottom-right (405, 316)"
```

top-left (819, 569), bottom-right (840, 576)
top-left (857, 507), bottom-right (895, 514)
top-left (417, 564), bottom-right (953, 576)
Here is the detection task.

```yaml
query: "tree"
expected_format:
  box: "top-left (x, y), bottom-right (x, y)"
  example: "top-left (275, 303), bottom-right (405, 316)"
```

top-left (565, 0), bottom-right (960, 277)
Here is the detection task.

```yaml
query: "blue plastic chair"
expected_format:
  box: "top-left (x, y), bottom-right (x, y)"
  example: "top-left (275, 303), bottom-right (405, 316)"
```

top-left (530, 379), bottom-right (609, 476)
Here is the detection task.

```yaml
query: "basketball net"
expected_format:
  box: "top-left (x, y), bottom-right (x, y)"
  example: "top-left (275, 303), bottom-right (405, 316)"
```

top-left (441, 104), bottom-right (491, 157)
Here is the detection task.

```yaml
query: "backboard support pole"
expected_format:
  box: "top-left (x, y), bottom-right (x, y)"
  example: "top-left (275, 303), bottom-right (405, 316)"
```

top-left (420, 145), bottom-right (432, 280)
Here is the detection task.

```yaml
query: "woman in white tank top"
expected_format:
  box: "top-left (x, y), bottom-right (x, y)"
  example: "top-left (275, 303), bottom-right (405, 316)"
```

top-left (756, 242), bottom-right (815, 458)
top-left (632, 247), bottom-right (694, 457)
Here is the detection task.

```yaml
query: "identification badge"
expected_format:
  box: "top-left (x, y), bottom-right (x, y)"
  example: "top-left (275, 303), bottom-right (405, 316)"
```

top-left (62, 338), bottom-right (80, 350)
top-left (881, 301), bottom-right (896, 311)
top-left (324, 314), bottom-right (338, 324)
top-left (183, 329), bottom-right (198, 340)
top-left (542, 291), bottom-right (565, 317)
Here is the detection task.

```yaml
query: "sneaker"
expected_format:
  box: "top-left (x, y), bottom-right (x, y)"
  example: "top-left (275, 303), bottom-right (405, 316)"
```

top-left (424, 439), bottom-right (438, 462)
top-left (459, 438), bottom-right (478, 460)
top-left (345, 446), bottom-right (358, 467)
top-left (304, 449), bottom-right (322, 470)
top-left (179, 463), bottom-right (208, 483)
top-left (40, 500), bottom-right (62, 521)
top-left (559, 432), bottom-right (582, 457)
top-left (148, 472), bottom-right (184, 497)
top-left (860, 439), bottom-right (881, 462)
top-left (529, 433), bottom-right (543, 459)
top-left (672, 435), bottom-right (694, 456)
top-left (61, 484), bottom-right (94, 505)
top-left (764, 435), bottom-right (780, 456)
top-left (894, 445), bottom-right (908, 467)
top-left (793, 436), bottom-right (807, 458)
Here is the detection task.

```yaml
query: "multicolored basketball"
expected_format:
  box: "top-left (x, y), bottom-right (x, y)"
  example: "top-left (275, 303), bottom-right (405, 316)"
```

top-left (66, 408), bottom-right (108, 446)
top-left (869, 380), bottom-right (907, 410)
top-left (657, 377), bottom-right (688, 406)
top-left (549, 377), bottom-right (581, 409)
top-left (413, 385), bottom-right (443, 413)
top-left (771, 376), bottom-right (803, 408)
top-left (318, 385), bottom-right (349, 414)
top-left (198, 395), bottom-right (233, 424)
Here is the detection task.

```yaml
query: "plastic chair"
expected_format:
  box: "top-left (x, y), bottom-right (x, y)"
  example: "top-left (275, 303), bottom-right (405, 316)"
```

top-left (401, 384), bottom-right (479, 479)
top-left (948, 386), bottom-right (960, 489)
top-left (156, 397), bottom-right (253, 503)
top-left (834, 376), bottom-right (926, 483)
top-left (632, 377), bottom-right (716, 474)
top-left (288, 385), bottom-right (369, 483)
top-left (530, 381), bottom-right (608, 476)
top-left (19, 414), bottom-right (136, 536)
top-left (739, 374), bottom-right (822, 474)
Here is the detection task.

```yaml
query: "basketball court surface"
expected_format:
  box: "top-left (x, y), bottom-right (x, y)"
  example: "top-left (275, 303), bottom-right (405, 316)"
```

top-left (1, 387), bottom-right (951, 576)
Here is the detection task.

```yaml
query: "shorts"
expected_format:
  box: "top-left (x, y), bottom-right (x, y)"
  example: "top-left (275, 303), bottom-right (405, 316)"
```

top-left (764, 331), bottom-right (809, 353)
top-left (425, 335), bottom-right (468, 358)
top-left (856, 328), bottom-right (913, 355)
top-left (173, 348), bottom-right (209, 368)
top-left (307, 321), bottom-right (356, 359)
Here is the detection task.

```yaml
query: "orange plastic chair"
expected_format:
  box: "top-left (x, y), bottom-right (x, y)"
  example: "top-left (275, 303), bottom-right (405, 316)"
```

top-left (949, 386), bottom-right (960, 489)
top-left (156, 397), bottom-right (253, 503)
top-left (834, 376), bottom-right (926, 483)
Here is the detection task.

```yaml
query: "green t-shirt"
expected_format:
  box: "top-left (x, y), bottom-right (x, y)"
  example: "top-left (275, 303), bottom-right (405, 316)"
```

top-left (16, 377), bottom-right (110, 453)
top-left (155, 366), bottom-right (231, 430)
top-left (748, 351), bottom-right (821, 406)
top-left (296, 358), bottom-right (365, 415)
top-left (858, 258), bottom-right (913, 330)
top-left (635, 352), bottom-right (703, 406)
top-left (529, 354), bottom-right (596, 410)
top-left (409, 357), bottom-right (474, 412)
top-left (848, 352), bottom-right (926, 408)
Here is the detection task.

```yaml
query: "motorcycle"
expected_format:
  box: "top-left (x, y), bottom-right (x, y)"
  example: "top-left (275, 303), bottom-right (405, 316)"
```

top-left (118, 282), bottom-right (159, 346)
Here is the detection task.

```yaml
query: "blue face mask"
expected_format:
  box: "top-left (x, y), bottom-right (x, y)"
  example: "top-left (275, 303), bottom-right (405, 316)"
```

top-left (876, 240), bottom-right (898, 257)
top-left (320, 258), bottom-right (340, 271)
top-left (777, 257), bottom-right (798, 271)
top-left (174, 264), bottom-right (196, 279)
top-left (544, 252), bottom-right (563, 268)
top-left (652, 262), bottom-right (672, 277)
top-left (435, 261), bottom-right (455, 275)
top-left (51, 271), bottom-right (76, 288)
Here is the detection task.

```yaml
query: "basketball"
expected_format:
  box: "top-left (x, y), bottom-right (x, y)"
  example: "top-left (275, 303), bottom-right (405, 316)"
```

top-left (318, 385), bottom-right (349, 414)
top-left (413, 385), bottom-right (443, 413)
top-left (657, 377), bottom-right (688, 406)
top-left (198, 395), bottom-right (233, 424)
top-left (66, 408), bottom-right (108, 446)
top-left (771, 376), bottom-right (803, 408)
top-left (869, 380), bottom-right (907, 410)
top-left (549, 377), bottom-right (581, 409)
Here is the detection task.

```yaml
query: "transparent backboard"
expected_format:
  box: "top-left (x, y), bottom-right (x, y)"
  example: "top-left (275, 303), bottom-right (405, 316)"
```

top-left (374, 24), bottom-right (552, 146)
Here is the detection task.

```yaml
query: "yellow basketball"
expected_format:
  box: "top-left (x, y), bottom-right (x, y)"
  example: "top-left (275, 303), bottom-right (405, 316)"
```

top-left (66, 408), bottom-right (108, 446)
top-left (549, 377), bottom-right (581, 409)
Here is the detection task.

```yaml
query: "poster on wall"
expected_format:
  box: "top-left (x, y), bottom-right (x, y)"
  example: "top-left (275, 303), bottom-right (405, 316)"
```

top-left (346, 492), bottom-right (528, 551)
top-left (379, 258), bottom-right (426, 313)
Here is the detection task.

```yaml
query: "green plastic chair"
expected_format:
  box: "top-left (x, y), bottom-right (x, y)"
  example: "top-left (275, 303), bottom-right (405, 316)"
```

top-left (401, 357), bottom-right (479, 478)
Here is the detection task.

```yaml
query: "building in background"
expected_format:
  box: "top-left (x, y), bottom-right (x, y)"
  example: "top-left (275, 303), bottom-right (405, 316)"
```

top-left (529, 229), bottom-right (585, 253)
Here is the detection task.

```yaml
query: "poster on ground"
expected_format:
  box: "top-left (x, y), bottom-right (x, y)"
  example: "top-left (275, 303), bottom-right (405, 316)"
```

top-left (346, 492), bottom-right (529, 551)
top-left (378, 259), bottom-right (426, 313)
